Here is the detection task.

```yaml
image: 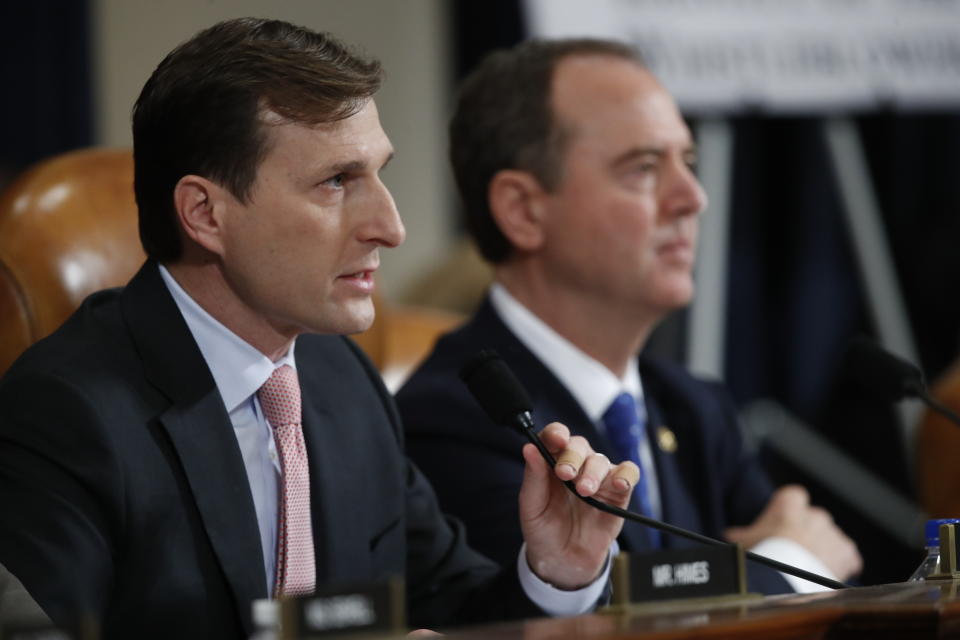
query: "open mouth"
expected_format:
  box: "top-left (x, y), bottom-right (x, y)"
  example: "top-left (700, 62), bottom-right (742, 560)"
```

top-left (340, 270), bottom-right (373, 280)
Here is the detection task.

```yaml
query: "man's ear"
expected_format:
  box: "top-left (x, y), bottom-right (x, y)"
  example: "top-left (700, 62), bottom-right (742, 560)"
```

top-left (173, 175), bottom-right (228, 256)
top-left (488, 169), bottom-right (549, 252)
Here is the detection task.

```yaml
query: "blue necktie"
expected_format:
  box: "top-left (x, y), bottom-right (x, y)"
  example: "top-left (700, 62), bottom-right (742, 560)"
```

top-left (602, 392), bottom-right (661, 548)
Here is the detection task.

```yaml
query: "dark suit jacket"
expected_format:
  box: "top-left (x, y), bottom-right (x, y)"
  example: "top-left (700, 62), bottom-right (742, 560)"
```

top-left (396, 297), bottom-right (791, 594)
top-left (0, 264), bottom-right (539, 639)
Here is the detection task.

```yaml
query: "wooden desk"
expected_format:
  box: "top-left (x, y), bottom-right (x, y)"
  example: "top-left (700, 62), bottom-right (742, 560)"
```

top-left (440, 581), bottom-right (960, 639)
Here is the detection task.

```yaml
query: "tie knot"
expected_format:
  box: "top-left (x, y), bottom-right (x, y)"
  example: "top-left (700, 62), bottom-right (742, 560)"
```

top-left (602, 392), bottom-right (646, 464)
top-left (603, 392), bottom-right (640, 431)
top-left (258, 364), bottom-right (302, 428)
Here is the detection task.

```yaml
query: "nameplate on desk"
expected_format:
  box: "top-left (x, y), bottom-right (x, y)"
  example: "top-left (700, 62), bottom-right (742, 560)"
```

top-left (279, 577), bottom-right (405, 639)
top-left (929, 522), bottom-right (960, 579)
top-left (612, 545), bottom-right (747, 605)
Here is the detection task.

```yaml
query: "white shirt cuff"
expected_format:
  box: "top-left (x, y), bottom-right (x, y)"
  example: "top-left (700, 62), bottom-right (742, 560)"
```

top-left (516, 541), bottom-right (617, 617)
top-left (750, 536), bottom-right (838, 593)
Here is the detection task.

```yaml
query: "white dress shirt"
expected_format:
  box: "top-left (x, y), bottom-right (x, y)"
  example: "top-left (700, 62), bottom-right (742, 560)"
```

top-left (489, 283), bottom-right (836, 593)
top-left (159, 265), bottom-right (609, 613)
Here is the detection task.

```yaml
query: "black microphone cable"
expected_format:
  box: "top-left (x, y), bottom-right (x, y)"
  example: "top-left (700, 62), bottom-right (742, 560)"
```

top-left (460, 349), bottom-right (849, 591)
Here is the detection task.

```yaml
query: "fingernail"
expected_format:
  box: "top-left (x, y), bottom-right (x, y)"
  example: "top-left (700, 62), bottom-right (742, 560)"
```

top-left (557, 463), bottom-right (576, 478)
top-left (614, 477), bottom-right (631, 492)
top-left (580, 479), bottom-right (597, 493)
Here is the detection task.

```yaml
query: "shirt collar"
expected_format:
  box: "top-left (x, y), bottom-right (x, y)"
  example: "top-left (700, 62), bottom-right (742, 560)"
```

top-left (489, 283), bottom-right (641, 423)
top-left (158, 264), bottom-right (296, 412)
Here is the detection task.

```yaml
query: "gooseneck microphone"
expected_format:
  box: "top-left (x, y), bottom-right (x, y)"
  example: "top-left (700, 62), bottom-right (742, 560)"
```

top-left (846, 336), bottom-right (960, 427)
top-left (460, 350), bottom-right (848, 591)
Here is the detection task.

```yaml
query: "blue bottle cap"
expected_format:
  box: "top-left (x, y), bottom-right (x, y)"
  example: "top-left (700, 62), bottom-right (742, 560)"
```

top-left (926, 518), bottom-right (960, 546)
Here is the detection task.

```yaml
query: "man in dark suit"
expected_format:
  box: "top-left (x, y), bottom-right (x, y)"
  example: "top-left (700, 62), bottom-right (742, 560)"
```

top-left (396, 38), bottom-right (862, 594)
top-left (0, 20), bottom-right (638, 639)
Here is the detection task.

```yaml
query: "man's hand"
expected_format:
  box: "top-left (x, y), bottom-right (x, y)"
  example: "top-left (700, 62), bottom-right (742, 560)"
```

top-left (519, 422), bottom-right (639, 589)
top-left (724, 485), bottom-right (863, 581)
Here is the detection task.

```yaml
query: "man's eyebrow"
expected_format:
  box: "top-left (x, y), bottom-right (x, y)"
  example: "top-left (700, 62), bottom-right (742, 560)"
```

top-left (324, 150), bottom-right (395, 175)
top-left (324, 159), bottom-right (367, 175)
top-left (611, 144), bottom-right (698, 168)
top-left (611, 147), bottom-right (665, 168)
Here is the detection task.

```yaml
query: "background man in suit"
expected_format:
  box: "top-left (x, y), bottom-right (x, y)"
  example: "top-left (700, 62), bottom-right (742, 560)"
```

top-left (0, 20), bottom-right (638, 639)
top-left (397, 38), bottom-right (862, 594)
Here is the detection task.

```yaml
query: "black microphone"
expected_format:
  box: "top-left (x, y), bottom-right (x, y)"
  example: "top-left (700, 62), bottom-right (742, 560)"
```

top-left (846, 336), bottom-right (925, 402)
top-left (846, 336), bottom-right (960, 427)
top-left (460, 349), bottom-right (848, 591)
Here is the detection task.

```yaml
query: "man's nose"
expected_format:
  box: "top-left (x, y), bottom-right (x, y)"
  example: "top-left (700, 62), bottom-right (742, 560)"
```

top-left (361, 179), bottom-right (406, 248)
top-left (664, 161), bottom-right (708, 219)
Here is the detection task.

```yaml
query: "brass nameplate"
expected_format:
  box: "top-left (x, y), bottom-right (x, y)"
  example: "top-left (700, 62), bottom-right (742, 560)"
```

top-left (279, 577), bottom-right (405, 639)
top-left (612, 545), bottom-right (747, 605)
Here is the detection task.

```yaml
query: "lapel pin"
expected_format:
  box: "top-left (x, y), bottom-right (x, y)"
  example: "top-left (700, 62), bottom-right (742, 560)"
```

top-left (656, 426), bottom-right (677, 453)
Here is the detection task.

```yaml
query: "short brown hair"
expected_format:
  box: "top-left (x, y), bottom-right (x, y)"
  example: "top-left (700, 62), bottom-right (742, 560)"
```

top-left (449, 38), bottom-right (643, 263)
top-left (133, 17), bottom-right (383, 261)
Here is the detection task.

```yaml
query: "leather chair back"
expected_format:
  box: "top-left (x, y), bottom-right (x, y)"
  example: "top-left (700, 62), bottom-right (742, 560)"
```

top-left (916, 362), bottom-right (960, 517)
top-left (0, 148), bottom-right (144, 376)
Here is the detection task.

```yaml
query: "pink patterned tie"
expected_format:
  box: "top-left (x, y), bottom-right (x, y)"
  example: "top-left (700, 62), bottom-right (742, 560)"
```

top-left (257, 365), bottom-right (316, 597)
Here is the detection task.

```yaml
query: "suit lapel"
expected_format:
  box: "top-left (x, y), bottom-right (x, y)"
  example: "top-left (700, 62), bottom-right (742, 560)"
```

top-left (296, 338), bottom-right (374, 584)
top-left (121, 262), bottom-right (266, 632)
top-left (296, 363), bottom-right (340, 583)
top-left (641, 363), bottom-right (705, 548)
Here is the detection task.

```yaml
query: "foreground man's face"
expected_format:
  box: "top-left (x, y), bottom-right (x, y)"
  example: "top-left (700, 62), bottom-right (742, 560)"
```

top-left (218, 99), bottom-right (406, 339)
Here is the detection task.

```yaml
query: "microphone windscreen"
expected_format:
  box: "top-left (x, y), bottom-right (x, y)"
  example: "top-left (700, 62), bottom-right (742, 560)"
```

top-left (460, 350), bottom-right (533, 425)
top-left (846, 336), bottom-right (925, 401)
